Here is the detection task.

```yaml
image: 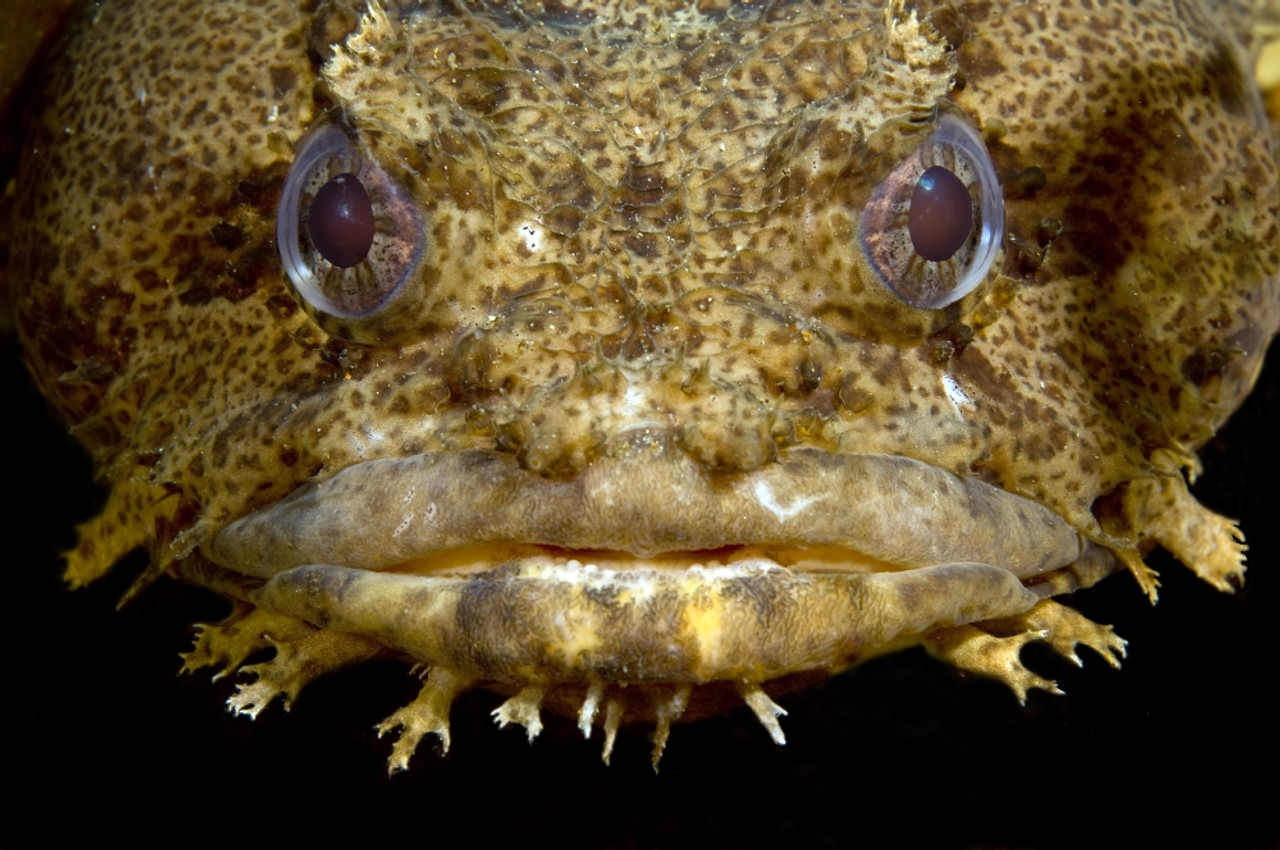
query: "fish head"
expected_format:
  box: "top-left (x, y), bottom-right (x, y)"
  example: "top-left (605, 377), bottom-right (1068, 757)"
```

top-left (10, 0), bottom-right (1278, 768)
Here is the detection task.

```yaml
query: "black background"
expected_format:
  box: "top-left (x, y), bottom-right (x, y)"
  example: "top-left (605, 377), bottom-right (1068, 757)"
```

top-left (5, 336), bottom-right (1276, 848)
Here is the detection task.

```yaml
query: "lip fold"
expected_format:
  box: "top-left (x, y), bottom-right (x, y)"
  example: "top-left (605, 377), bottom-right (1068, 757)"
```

top-left (197, 448), bottom-right (1119, 689)
top-left (207, 447), bottom-right (1089, 580)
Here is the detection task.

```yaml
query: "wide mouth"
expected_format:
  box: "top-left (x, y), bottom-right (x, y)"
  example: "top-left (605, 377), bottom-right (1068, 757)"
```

top-left (386, 543), bottom-right (902, 578)
top-left (199, 446), bottom-right (1116, 691)
top-left (207, 446), bottom-right (1090, 582)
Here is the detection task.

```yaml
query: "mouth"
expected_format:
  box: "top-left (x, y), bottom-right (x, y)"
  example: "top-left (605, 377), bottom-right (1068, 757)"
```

top-left (203, 444), bottom-right (1114, 691)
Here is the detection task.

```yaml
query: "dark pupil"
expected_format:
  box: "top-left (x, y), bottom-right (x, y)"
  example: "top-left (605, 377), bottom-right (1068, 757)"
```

top-left (907, 165), bottom-right (973, 263)
top-left (308, 173), bottom-right (376, 268)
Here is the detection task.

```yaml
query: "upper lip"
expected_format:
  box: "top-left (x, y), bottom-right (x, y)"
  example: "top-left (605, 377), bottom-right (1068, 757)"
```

top-left (207, 446), bottom-right (1090, 582)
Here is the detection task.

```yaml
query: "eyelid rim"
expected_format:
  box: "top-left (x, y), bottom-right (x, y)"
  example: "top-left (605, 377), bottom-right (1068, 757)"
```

top-left (277, 125), bottom-right (352, 315)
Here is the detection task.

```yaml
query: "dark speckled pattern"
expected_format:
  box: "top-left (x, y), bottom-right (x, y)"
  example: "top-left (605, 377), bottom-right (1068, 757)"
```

top-left (8, 0), bottom-right (1279, 780)
top-left (15, 0), bottom-right (1278, 563)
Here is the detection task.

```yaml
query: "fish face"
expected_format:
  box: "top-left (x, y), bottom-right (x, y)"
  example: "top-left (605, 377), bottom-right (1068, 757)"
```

top-left (10, 0), bottom-right (1278, 771)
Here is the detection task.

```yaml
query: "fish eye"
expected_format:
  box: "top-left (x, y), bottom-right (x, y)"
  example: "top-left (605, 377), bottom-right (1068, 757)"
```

top-left (277, 125), bottom-right (424, 318)
top-left (860, 113), bottom-right (1003, 309)
top-left (309, 173), bottom-right (376, 268)
top-left (908, 165), bottom-right (973, 262)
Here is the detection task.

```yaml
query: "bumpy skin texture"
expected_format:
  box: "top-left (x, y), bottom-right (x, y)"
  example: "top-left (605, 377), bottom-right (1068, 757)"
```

top-left (11, 0), bottom-right (1279, 768)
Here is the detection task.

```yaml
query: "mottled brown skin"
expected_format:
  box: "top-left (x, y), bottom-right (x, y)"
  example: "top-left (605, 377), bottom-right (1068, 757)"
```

top-left (10, 0), bottom-right (1279, 768)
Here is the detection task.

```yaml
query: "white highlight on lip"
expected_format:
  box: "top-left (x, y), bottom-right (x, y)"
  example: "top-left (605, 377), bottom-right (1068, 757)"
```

top-left (751, 479), bottom-right (819, 520)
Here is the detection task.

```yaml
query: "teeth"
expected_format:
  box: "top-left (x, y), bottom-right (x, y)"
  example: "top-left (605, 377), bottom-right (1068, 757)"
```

top-left (650, 685), bottom-right (691, 771)
top-left (492, 685), bottom-right (549, 742)
top-left (738, 682), bottom-right (788, 746)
